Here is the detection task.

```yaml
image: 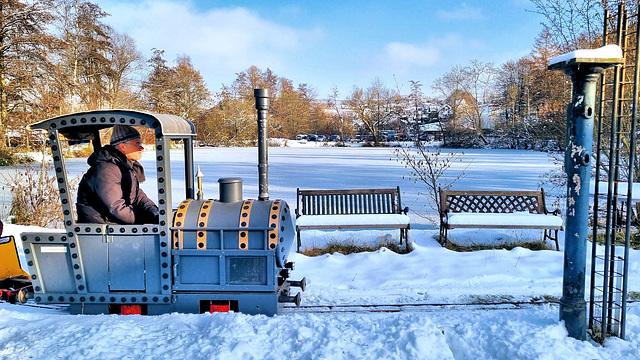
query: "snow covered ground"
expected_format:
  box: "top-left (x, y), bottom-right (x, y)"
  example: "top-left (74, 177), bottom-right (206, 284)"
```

top-left (1, 144), bottom-right (639, 359)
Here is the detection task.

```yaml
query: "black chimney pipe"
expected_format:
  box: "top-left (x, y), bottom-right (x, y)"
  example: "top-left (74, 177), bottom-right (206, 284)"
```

top-left (254, 89), bottom-right (270, 201)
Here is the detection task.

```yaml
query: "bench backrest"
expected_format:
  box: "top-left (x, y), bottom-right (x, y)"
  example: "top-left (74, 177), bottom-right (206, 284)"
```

top-left (297, 187), bottom-right (402, 216)
top-left (440, 189), bottom-right (547, 215)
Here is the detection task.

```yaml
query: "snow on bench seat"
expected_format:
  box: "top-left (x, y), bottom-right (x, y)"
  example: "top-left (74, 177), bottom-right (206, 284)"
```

top-left (296, 214), bottom-right (411, 227)
top-left (446, 212), bottom-right (563, 228)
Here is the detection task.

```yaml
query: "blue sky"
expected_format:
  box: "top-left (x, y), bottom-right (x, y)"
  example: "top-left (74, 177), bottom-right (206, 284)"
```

top-left (99, 0), bottom-right (544, 99)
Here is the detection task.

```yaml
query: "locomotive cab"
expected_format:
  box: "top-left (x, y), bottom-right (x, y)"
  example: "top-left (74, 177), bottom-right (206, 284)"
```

top-left (20, 99), bottom-right (303, 315)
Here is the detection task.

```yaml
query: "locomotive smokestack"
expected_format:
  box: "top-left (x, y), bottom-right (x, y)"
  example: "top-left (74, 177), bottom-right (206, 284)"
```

top-left (254, 88), bottom-right (270, 201)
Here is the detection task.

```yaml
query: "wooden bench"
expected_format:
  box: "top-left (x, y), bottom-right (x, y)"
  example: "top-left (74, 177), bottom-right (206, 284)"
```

top-left (295, 187), bottom-right (410, 251)
top-left (439, 188), bottom-right (563, 250)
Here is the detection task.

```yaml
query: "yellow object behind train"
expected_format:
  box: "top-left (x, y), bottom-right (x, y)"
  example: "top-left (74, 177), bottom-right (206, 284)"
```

top-left (0, 235), bottom-right (29, 279)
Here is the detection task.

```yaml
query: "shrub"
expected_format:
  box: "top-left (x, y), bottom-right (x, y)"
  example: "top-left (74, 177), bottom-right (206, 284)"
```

top-left (392, 143), bottom-right (467, 220)
top-left (2, 162), bottom-right (78, 228)
top-left (443, 128), bottom-right (487, 148)
top-left (0, 148), bottom-right (35, 165)
top-left (63, 143), bottom-right (94, 158)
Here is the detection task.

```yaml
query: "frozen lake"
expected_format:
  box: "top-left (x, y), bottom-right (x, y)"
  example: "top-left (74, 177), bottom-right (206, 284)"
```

top-left (0, 145), bottom-right (561, 227)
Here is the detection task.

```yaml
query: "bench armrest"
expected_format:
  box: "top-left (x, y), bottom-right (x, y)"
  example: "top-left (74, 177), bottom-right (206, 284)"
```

top-left (401, 206), bottom-right (409, 215)
top-left (545, 207), bottom-right (561, 216)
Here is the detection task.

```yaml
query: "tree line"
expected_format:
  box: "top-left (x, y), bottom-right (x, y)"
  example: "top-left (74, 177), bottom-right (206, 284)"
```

top-left (0, 0), bottom-right (635, 152)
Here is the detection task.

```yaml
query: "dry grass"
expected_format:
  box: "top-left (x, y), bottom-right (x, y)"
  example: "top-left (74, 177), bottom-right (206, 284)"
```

top-left (301, 240), bottom-right (412, 256)
top-left (445, 240), bottom-right (552, 252)
top-left (591, 231), bottom-right (640, 250)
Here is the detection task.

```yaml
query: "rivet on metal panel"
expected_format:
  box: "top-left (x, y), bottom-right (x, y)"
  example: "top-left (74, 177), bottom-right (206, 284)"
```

top-left (238, 199), bottom-right (254, 250)
top-left (196, 200), bottom-right (213, 250)
top-left (267, 200), bottom-right (281, 250)
top-left (173, 199), bottom-right (192, 249)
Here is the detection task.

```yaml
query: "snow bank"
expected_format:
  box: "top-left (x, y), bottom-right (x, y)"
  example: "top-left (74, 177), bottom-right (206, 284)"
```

top-left (1, 147), bottom-right (639, 358)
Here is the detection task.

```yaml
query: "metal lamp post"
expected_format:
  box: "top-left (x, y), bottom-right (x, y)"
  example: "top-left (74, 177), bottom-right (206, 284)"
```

top-left (549, 48), bottom-right (622, 340)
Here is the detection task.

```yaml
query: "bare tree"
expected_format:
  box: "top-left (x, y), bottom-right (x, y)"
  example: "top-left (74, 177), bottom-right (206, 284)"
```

top-left (343, 78), bottom-right (399, 145)
top-left (392, 144), bottom-right (467, 228)
top-left (432, 65), bottom-right (467, 130)
top-left (462, 60), bottom-right (496, 131)
top-left (327, 86), bottom-right (347, 142)
top-left (343, 86), bottom-right (375, 142)
top-left (432, 61), bottom-right (496, 143)
top-left (105, 30), bottom-right (144, 108)
top-left (171, 55), bottom-right (211, 120)
top-left (529, 0), bottom-right (608, 51)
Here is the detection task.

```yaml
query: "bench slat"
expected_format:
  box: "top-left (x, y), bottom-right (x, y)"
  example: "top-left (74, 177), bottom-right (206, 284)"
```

top-left (297, 188), bottom-right (403, 216)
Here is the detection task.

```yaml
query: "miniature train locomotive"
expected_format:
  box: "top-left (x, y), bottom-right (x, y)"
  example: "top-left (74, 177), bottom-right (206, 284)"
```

top-left (17, 89), bottom-right (305, 315)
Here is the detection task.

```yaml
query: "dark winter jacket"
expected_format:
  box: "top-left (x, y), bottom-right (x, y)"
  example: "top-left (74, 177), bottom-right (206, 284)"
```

top-left (76, 145), bottom-right (158, 224)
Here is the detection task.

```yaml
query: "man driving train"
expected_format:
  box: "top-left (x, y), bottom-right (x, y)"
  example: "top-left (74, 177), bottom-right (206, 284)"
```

top-left (76, 125), bottom-right (159, 224)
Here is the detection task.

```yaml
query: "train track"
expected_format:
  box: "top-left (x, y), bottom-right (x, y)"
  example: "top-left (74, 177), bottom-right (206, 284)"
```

top-left (4, 299), bottom-right (556, 314)
top-left (282, 299), bottom-right (560, 314)
top-left (14, 299), bottom-right (637, 315)
top-left (14, 302), bottom-right (69, 311)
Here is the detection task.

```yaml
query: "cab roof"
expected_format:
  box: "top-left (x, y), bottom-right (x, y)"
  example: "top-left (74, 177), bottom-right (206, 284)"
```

top-left (29, 109), bottom-right (196, 143)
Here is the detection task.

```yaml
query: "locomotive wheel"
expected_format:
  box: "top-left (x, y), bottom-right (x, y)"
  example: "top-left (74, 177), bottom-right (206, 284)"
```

top-left (17, 287), bottom-right (31, 303)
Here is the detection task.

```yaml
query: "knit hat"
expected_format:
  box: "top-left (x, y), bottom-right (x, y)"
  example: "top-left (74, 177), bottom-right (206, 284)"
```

top-left (110, 125), bottom-right (141, 145)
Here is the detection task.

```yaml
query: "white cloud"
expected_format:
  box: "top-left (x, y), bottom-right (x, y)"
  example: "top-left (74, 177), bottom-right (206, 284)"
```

top-left (383, 42), bottom-right (441, 68)
top-left (435, 3), bottom-right (485, 21)
top-left (375, 34), bottom-right (481, 74)
top-left (101, 0), bottom-right (323, 85)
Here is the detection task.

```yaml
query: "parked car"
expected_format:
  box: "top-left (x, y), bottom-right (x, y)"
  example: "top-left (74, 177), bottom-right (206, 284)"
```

top-left (317, 135), bottom-right (327, 142)
top-left (296, 134), bottom-right (307, 140)
top-left (307, 134), bottom-right (317, 141)
top-left (329, 135), bottom-right (340, 142)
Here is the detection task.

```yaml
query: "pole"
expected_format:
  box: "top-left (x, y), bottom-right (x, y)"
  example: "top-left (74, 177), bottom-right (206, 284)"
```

top-left (549, 51), bottom-right (621, 340)
top-left (254, 89), bottom-right (270, 201)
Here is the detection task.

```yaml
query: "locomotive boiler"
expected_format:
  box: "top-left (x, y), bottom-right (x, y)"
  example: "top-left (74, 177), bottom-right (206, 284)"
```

top-left (18, 89), bottom-right (304, 315)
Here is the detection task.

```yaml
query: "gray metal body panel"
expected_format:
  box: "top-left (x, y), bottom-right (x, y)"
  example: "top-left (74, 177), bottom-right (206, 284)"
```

top-left (68, 292), bottom-right (280, 316)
